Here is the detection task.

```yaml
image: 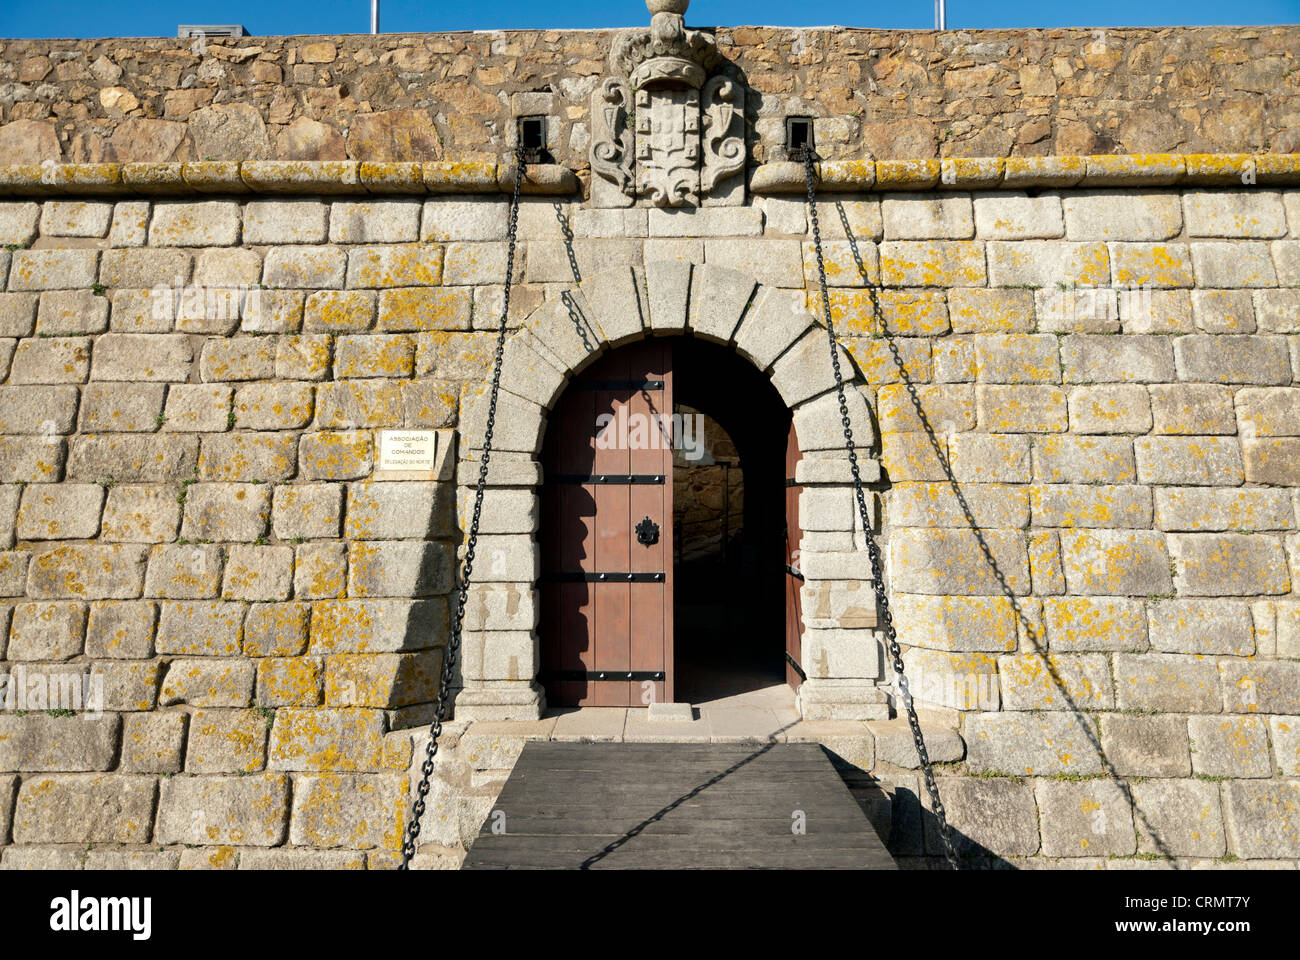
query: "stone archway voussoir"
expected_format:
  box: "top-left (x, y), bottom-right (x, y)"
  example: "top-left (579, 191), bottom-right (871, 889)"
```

top-left (499, 329), bottom-right (569, 409)
top-left (687, 264), bottom-right (757, 345)
top-left (523, 296), bottom-right (605, 374)
top-left (578, 266), bottom-right (647, 346)
top-left (732, 287), bottom-right (815, 372)
top-left (769, 329), bottom-right (852, 408)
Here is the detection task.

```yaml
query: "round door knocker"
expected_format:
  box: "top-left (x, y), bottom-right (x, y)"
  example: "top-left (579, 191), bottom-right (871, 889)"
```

top-left (635, 516), bottom-right (660, 547)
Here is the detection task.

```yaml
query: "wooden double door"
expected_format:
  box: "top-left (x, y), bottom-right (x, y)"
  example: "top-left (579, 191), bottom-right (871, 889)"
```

top-left (539, 338), bottom-right (804, 707)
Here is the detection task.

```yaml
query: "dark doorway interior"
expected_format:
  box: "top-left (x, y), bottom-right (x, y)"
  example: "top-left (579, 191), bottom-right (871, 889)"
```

top-left (671, 337), bottom-right (789, 703)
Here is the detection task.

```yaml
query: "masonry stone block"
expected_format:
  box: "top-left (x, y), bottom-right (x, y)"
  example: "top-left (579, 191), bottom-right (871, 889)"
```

top-left (256, 656), bottom-right (323, 707)
top-left (263, 246), bottom-right (347, 289)
top-left (16, 482), bottom-right (104, 540)
top-left (1218, 660), bottom-right (1300, 715)
top-left (36, 288), bottom-right (109, 336)
top-left (877, 383), bottom-right (973, 434)
top-left (1243, 437), bottom-right (1300, 485)
top-left (9, 249), bottom-right (100, 291)
top-left (1114, 653), bottom-right (1220, 712)
top-left (1059, 529), bottom-right (1171, 596)
top-left (1189, 715), bottom-right (1272, 778)
top-left (1032, 436), bottom-right (1136, 484)
top-left (1099, 714), bottom-right (1190, 777)
top-left (890, 528), bottom-right (1030, 595)
top-left (294, 543), bottom-right (347, 600)
top-left (289, 773), bottom-right (407, 850)
top-left (100, 485), bottom-right (181, 543)
top-left (243, 603), bottom-right (312, 658)
top-left (1190, 241), bottom-right (1278, 288)
top-left (1036, 780), bottom-right (1136, 858)
top-left (85, 600), bottom-right (157, 659)
top-left (1030, 484), bottom-right (1152, 529)
top-left (308, 599), bottom-right (447, 654)
top-left (119, 712), bottom-right (187, 774)
top-left (1061, 334), bottom-right (1175, 383)
top-left (79, 382), bottom-right (165, 433)
top-left (155, 600), bottom-right (245, 656)
top-left (975, 385), bottom-right (1068, 432)
top-left (198, 433), bottom-right (297, 483)
top-left (8, 601), bottom-right (86, 661)
top-left (99, 248), bottom-right (190, 289)
top-left (1148, 384), bottom-right (1237, 435)
top-left (1133, 436), bottom-right (1244, 485)
top-left (270, 484), bottom-right (342, 540)
top-left (998, 651), bottom-right (1113, 711)
top-left (1148, 599), bottom-right (1254, 655)
top-left (925, 778), bottom-right (1039, 857)
top-left (10, 337), bottom-right (91, 384)
top-left (1192, 289), bottom-right (1256, 334)
top-left (199, 337), bottom-right (277, 382)
top-left (26, 544), bottom-right (147, 600)
top-left (890, 481), bottom-right (1029, 529)
top-left (347, 540), bottom-right (454, 598)
top-left (144, 544), bottom-right (223, 599)
top-left (1062, 191), bottom-right (1182, 241)
top-left (233, 382), bottom-right (314, 430)
top-left (267, 707), bottom-right (387, 771)
top-left (1169, 533), bottom-right (1290, 596)
top-left (335, 334), bottom-right (415, 379)
top-left (1183, 190), bottom-right (1287, 238)
top-left (973, 334), bottom-right (1058, 384)
top-left (149, 200), bottom-right (240, 246)
top-left (314, 380), bottom-right (402, 429)
top-left (303, 290), bottom-right (375, 334)
top-left (0, 293), bottom-right (37, 337)
top-left (1254, 289), bottom-right (1300, 335)
top-left (1173, 334), bottom-right (1291, 385)
top-left (1223, 781), bottom-right (1300, 858)
top-left (948, 287), bottom-right (1035, 333)
top-left (1273, 717), bottom-right (1300, 777)
top-left (880, 240), bottom-right (986, 287)
top-left (180, 483), bottom-right (271, 542)
top-left (1110, 242), bottom-right (1195, 288)
top-left (156, 774), bottom-right (288, 846)
top-left (158, 658), bottom-right (255, 707)
top-left (0, 713), bottom-right (117, 772)
top-left (163, 384), bottom-right (232, 433)
top-left (1154, 487), bottom-right (1293, 532)
top-left (222, 545), bottom-right (294, 602)
top-left (0, 436), bottom-right (66, 483)
top-left (185, 709), bottom-right (270, 774)
top-left (0, 202), bottom-right (40, 245)
top-left (986, 240), bottom-right (1108, 288)
top-left (948, 432), bottom-right (1031, 482)
top-left (12, 775), bottom-right (156, 844)
top-left (965, 712), bottom-right (1102, 775)
top-left (972, 192), bottom-right (1064, 240)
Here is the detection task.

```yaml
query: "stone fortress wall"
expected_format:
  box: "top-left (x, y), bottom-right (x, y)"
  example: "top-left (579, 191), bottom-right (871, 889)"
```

top-left (0, 17), bottom-right (1298, 869)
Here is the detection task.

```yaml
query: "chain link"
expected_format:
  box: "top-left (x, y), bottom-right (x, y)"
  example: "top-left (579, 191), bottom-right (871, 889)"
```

top-left (802, 149), bottom-right (960, 870)
top-left (398, 143), bottom-right (526, 870)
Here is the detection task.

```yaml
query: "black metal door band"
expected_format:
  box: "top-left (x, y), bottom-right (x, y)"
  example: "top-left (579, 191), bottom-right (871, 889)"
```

top-left (543, 572), bottom-right (665, 582)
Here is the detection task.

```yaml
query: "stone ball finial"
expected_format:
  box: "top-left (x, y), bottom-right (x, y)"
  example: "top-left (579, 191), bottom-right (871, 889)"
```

top-left (647, 0), bottom-right (689, 14)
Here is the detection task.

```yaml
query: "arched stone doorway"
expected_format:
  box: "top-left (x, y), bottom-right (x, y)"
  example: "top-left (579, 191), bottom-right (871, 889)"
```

top-left (534, 335), bottom-right (791, 709)
top-left (453, 262), bottom-right (890, 724)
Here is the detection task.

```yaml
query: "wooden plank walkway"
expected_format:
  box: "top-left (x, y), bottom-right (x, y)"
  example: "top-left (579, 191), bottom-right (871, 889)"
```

top-left (461, 741), bottom-right (896, 870)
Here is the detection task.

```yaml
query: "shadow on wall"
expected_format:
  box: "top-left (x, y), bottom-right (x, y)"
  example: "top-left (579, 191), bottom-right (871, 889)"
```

top-left (331, 477), bottom-right (458, 730)
top-left (831, 201), bottom-right (1176, 865)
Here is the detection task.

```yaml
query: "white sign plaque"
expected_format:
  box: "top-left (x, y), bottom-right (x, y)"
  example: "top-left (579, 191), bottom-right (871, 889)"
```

top-left (377, 430), bottom-right (437, 472)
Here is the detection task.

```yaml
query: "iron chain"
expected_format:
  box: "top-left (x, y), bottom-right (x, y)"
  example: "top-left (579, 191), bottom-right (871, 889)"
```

top-left (802, 149), bottom-right (961, 870)
top-left (398, 143), bottom-right (526, 869)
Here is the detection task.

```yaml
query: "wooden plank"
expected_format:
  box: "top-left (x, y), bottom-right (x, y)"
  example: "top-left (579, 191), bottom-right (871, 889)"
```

top-left (462, 742), bottom-right (895, 870)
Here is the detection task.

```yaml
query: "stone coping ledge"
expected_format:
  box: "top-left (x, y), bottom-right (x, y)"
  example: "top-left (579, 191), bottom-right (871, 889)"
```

top-left (750, 153), bottom-right (1300, 193)
top-left (0, 154), bottom-right (1295, 199)
top-left (0, 160), bottom-right (579, 198)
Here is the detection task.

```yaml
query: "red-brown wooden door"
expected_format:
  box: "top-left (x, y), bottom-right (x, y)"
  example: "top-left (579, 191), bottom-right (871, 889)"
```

top-left (540, 341), bottom-right (674, 707)
top-left (783, 420), bottom-right (805, 690)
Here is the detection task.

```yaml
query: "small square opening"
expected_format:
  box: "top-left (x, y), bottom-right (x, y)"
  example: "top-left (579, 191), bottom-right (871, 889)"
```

top-left (786, 117), bottom-right (814, 157)
top-left (518, 116), bottom-right (548, 161)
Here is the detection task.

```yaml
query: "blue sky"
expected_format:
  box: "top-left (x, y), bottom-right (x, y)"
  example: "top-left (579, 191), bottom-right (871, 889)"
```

top-left (1, 0), bottom-right (1298, 38)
